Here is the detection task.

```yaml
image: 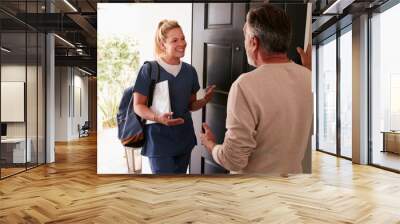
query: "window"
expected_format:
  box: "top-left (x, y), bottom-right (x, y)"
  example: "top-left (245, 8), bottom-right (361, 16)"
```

top-left (317, 36), bottom-right (337, 154)
top-left (0, 1), bottom-right (46, 179)
top-left (371, 2), bottom-right (400, 171)
top-left (312, 45), bottom-right (317, 151)
top-left (339, 28), bottom-right (352, 158)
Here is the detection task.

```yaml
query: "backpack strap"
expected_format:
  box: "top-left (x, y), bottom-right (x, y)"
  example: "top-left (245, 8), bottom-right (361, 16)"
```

top-left (138, 61), bottom-right (160, 125)
top-left (147, 61), bottom-right (160, 82)
top-left (143, 61), bottom-right (160, 108)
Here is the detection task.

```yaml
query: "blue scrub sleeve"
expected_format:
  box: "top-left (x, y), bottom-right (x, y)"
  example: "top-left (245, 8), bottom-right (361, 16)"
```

top-left (133, 63), bottom-right (151, 96)
top-left (191, 67), bottom-right (201, 94)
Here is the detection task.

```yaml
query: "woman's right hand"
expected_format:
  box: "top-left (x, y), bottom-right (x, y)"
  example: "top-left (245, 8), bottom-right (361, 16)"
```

top-left (296, 44), bottom-right (311, 70)
top-left (156, 112), bottom-right (185, 126)
top-left (204, 85), bottom-right (216, 103)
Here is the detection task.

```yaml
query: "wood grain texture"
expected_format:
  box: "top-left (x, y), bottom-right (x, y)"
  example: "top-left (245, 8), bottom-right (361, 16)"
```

top-left (1, 135), bottom-right (400, 223)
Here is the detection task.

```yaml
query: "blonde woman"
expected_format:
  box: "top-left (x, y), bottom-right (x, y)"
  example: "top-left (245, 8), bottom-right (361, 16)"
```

top-left (133, 20), bottom-right (215, 174)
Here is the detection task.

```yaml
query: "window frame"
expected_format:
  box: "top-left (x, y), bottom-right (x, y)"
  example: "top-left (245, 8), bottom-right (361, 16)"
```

top-left (315, 24), bottom-right (353, 161)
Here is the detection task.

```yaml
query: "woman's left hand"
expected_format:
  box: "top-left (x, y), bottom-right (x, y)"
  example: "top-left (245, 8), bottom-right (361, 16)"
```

top-left (203, 85), bottom-right (216, 103)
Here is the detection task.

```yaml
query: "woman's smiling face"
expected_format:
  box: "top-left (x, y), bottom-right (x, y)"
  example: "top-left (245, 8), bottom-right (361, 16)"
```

top-left (162, 27), bottom-right (187, 59)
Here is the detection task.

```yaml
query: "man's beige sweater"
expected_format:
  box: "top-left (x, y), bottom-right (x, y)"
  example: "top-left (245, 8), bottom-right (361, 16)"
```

top-left (212, 62), bottom-right (312, 174)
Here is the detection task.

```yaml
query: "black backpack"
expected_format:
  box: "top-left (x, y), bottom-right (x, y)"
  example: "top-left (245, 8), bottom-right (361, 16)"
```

top-left (116, 61), bottom-right (160, 148)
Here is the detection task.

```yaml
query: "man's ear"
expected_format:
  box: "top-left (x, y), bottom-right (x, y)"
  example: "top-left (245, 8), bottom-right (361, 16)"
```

top-left (252, 36), bottom-right (259, 52)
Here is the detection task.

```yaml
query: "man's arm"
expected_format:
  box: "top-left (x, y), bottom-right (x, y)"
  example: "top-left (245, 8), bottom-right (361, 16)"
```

top-left (201, 82), bottom-right (257, 171)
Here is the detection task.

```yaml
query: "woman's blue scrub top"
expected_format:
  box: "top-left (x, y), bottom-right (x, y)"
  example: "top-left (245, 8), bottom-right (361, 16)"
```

top-left (133, 62), bottom-right (200, 157)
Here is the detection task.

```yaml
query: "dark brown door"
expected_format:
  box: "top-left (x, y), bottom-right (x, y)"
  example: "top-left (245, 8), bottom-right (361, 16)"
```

top-left (190, 3), bottom-right (247, 174)
top-left (189, 3), bottom-right (309, 174)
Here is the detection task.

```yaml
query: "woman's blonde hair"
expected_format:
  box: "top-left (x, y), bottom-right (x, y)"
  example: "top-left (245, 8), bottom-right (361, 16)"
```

top-left (154, 19), bottom-right (181, 57)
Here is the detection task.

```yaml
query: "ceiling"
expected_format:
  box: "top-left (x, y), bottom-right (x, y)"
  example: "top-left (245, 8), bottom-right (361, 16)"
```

top-left (0, 0), bottom-right (99, 75)
top-left (1, 0), bottom-right (395, 75)
top-left (312, 0), bottom-right (391, 43)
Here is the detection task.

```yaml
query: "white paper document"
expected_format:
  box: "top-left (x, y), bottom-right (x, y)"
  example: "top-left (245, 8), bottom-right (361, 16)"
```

top-left (146, 80), bottom-right (171, 125)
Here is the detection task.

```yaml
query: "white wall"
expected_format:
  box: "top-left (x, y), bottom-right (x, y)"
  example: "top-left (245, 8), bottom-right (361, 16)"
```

top-left (55, 66), bottom-right (69, 141)
top-left (72, 71), bottom-right (89, 138)
top-left (1, 65), bottom-right (36, 138)
top-left (54, 66), bottom-right (89, 141)
top-left (1, 63), bottom-right (46, 164)
top-left (1, 65), bottom-right (26, 141)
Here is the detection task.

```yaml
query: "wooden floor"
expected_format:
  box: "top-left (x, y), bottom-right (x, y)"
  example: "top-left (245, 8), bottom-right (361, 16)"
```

top-left (1, 163), bottom-right (45, 178)
top-left (0, 167), bottom-right (26, 178)
top-left (372, 150), bottom-right (400, 171)
top-left (1, 135), bottom-right (400, 223)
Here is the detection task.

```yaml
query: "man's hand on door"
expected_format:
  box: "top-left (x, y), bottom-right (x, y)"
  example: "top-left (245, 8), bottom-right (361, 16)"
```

top-left (200, 123), bottom-right (216, 153)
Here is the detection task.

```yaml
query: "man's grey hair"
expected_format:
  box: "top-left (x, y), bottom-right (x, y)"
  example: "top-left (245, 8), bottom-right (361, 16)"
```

top-left (246, 4), bottom-right (292, 54)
